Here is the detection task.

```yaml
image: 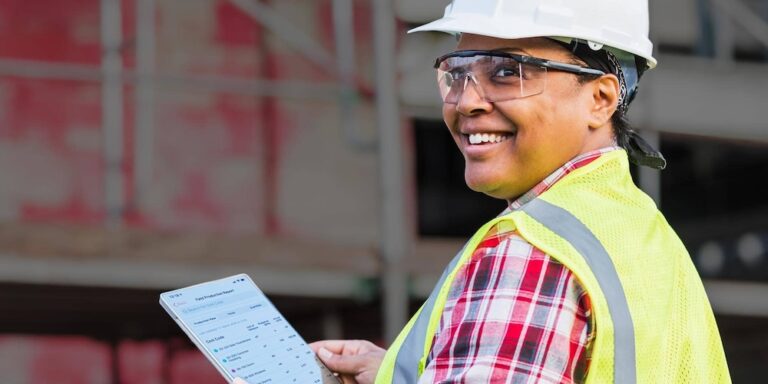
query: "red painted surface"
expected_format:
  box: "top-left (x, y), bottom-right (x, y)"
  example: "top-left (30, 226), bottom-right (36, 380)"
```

top-left (261, 48), bottom-right (282, 235)
top-left (0, 335), bottom-right (111, 383)
top-left (0, 0), bottom-right (380, 380)
top-left (0, 0), bottom-right (371, 232)
top-left (0, 0), bottom-right (272, 231)
top-left (168, 348), bottom-right (227, 384)
top-left (0, 335), bottom-right (230, 383)
top-left (0, 0), bottom-right (101, 64)
top-left (171, 171), bottom-right (225, 226)
top-left (121, 0), bottom-right (137, 69)
top-left (215, 94), bottom-right (262, 156)
top-left (215, 1), bottom-right (263, 47)
top-left (3, 78), bottom-right (105, 225)
top-left (0, 79), bottom-right (101, 149)
top-left (21, 195), bottom-right (103, 225)
top-left (118, 340), bottom-right (165, 384)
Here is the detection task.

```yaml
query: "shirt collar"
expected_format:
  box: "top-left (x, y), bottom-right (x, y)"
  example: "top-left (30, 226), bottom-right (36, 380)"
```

top-left (506, 146), bottom-right (622, 212)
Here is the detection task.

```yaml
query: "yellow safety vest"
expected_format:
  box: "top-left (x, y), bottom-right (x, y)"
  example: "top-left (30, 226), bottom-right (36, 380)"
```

top-left (376, 150), bottom-right (730, 383)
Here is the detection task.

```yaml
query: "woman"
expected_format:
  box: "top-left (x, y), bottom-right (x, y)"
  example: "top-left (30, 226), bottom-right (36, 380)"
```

top-left (251, 0), bottom-right (730, 382)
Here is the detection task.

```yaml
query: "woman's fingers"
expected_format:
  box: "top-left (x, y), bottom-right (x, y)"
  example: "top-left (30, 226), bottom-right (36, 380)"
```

top-left (310, 339), bottom-right (385, 384)
top-left (309, 340), bottom-right (351, 354)
top-left (316, 347), bottom-right (372, 374)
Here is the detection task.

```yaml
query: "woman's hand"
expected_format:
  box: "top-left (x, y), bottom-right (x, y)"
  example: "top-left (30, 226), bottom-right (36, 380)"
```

top-left (309, 339), bottom-right (386, 384)
top-left (231, 340), bottom-right (385, 384)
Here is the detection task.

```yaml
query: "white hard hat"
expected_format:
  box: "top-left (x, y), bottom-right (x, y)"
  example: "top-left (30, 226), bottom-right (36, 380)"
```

top-left (409, 0), bottom-right (657, 69)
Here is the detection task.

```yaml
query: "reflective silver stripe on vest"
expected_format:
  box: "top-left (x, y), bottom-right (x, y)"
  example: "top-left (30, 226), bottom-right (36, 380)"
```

top-left (392, 246), bottom-right (465, 383)
top-left (522, 199), bottom-right (636, 384)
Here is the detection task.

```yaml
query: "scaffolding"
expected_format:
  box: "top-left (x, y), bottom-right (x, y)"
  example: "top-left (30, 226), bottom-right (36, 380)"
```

top-left (0, 0), bottom-right (417, 344)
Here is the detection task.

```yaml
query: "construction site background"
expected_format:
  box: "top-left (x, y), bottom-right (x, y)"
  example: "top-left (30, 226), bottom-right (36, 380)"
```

top-left (0, 0), bottom-right (766, 383)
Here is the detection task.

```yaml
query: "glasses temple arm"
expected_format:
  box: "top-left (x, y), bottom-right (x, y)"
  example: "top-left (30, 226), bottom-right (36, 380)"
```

top-left (540, 60), bottom-right (606, 76)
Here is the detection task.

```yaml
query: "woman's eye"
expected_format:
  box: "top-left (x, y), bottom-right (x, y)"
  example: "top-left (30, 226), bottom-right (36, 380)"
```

top-left (444, 70), bottom-right (466, 85)
top-left (493, 67), bottom-right (519, 78)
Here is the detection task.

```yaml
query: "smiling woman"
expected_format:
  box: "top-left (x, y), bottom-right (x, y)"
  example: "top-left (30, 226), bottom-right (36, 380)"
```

top-left (441, 36), bottom-right (620, 201)
top-left (307, 0), bottom-right (731, 384)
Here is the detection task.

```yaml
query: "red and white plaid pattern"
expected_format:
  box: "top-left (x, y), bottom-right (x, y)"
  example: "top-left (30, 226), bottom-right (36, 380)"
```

top-left (419, 147), bottom-right (620, 384)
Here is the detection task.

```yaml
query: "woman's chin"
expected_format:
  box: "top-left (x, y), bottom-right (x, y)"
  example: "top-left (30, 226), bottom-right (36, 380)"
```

top-left (464, 171), bottom-right (523, 200)
top-left (465, 174), bottom-right (503, 197)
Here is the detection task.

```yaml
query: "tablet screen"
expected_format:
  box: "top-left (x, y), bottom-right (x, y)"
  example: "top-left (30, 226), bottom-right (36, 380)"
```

top-left (160, 274), bottom-right (340, 383)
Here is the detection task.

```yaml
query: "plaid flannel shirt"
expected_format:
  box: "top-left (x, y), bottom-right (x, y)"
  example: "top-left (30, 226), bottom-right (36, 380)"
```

top-left (418, 147), bottom-right (621, 384)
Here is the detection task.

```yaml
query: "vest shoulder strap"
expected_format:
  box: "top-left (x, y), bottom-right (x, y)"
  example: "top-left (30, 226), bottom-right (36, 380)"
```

top-left (521, 198), bottom-right (636, 384)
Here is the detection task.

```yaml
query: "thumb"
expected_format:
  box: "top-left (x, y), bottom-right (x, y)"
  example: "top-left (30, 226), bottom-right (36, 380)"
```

top-left (317, 347), bottom-right (368, 374)
top-left (232, 378), bottom-right (249, 384)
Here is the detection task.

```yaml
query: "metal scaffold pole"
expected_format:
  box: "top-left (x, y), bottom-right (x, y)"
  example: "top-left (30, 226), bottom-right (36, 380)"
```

top-left (135, 0), bottom-right (157, 213)
top-left (372, 0), bottom-right (410, 343)
top-left (100, 0), bottom-right (125, 227)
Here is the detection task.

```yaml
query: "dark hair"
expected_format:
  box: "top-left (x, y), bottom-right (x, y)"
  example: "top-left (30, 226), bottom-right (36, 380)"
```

top-left (611, 111), bottom-right (633, 149)
top-left (563, 45), bottom-right (667, 168)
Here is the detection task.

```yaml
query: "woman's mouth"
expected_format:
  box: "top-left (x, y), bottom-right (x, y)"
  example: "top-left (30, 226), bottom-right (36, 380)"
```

top-left (466, 132), bottom-right (512, 145)
top-left (460, 131), bottom-right (515, 159)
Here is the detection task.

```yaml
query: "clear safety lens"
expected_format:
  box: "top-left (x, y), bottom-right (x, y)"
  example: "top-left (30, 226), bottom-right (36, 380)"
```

top-left (436, 55), bottom-right (547, 104)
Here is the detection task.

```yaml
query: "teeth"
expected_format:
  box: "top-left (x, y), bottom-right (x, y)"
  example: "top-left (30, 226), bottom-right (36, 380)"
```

top-left (468, 133), bottom-right (509, 145)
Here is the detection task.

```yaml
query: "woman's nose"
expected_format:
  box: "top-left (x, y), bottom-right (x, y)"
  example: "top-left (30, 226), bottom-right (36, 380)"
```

top-left (455, 75), bottom-right (493, 116)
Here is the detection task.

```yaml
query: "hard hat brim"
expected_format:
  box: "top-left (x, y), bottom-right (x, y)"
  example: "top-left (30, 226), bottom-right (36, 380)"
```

top-left (408, 15), bottom-right (658, 69)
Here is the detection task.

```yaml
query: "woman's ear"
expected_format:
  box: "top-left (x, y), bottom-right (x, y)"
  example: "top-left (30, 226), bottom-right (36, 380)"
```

top-left (587, 74), bottom-right (620, 129)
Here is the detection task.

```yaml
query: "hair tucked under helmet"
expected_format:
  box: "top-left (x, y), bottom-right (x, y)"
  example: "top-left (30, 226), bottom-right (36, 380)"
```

top-left (552, 39), bottom-right (666, 170)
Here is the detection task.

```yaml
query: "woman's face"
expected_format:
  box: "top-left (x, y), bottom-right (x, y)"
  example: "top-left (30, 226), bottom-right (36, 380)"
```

top-left (442, 34), bottom-right (614, 202)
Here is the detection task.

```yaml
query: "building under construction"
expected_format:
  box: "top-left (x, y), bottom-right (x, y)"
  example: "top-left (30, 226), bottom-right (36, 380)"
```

top-left (0, 0), bottom-right (766, 382)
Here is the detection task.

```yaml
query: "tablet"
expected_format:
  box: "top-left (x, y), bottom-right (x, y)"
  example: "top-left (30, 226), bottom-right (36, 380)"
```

top-left (160, 274), bottom-right (341, 383)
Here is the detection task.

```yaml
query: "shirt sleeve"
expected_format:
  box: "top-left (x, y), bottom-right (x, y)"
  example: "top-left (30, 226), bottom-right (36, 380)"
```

top-left (418, 230), bottom-right (594, 384)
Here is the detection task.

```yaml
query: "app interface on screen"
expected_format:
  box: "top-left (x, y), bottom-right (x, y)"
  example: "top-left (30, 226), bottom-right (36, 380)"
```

top-left (162, 276), bottom-right (337, 383)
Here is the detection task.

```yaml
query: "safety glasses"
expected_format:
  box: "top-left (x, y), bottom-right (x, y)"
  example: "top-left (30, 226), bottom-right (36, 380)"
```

top-left (434, 50), bottom-right (606, 104)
